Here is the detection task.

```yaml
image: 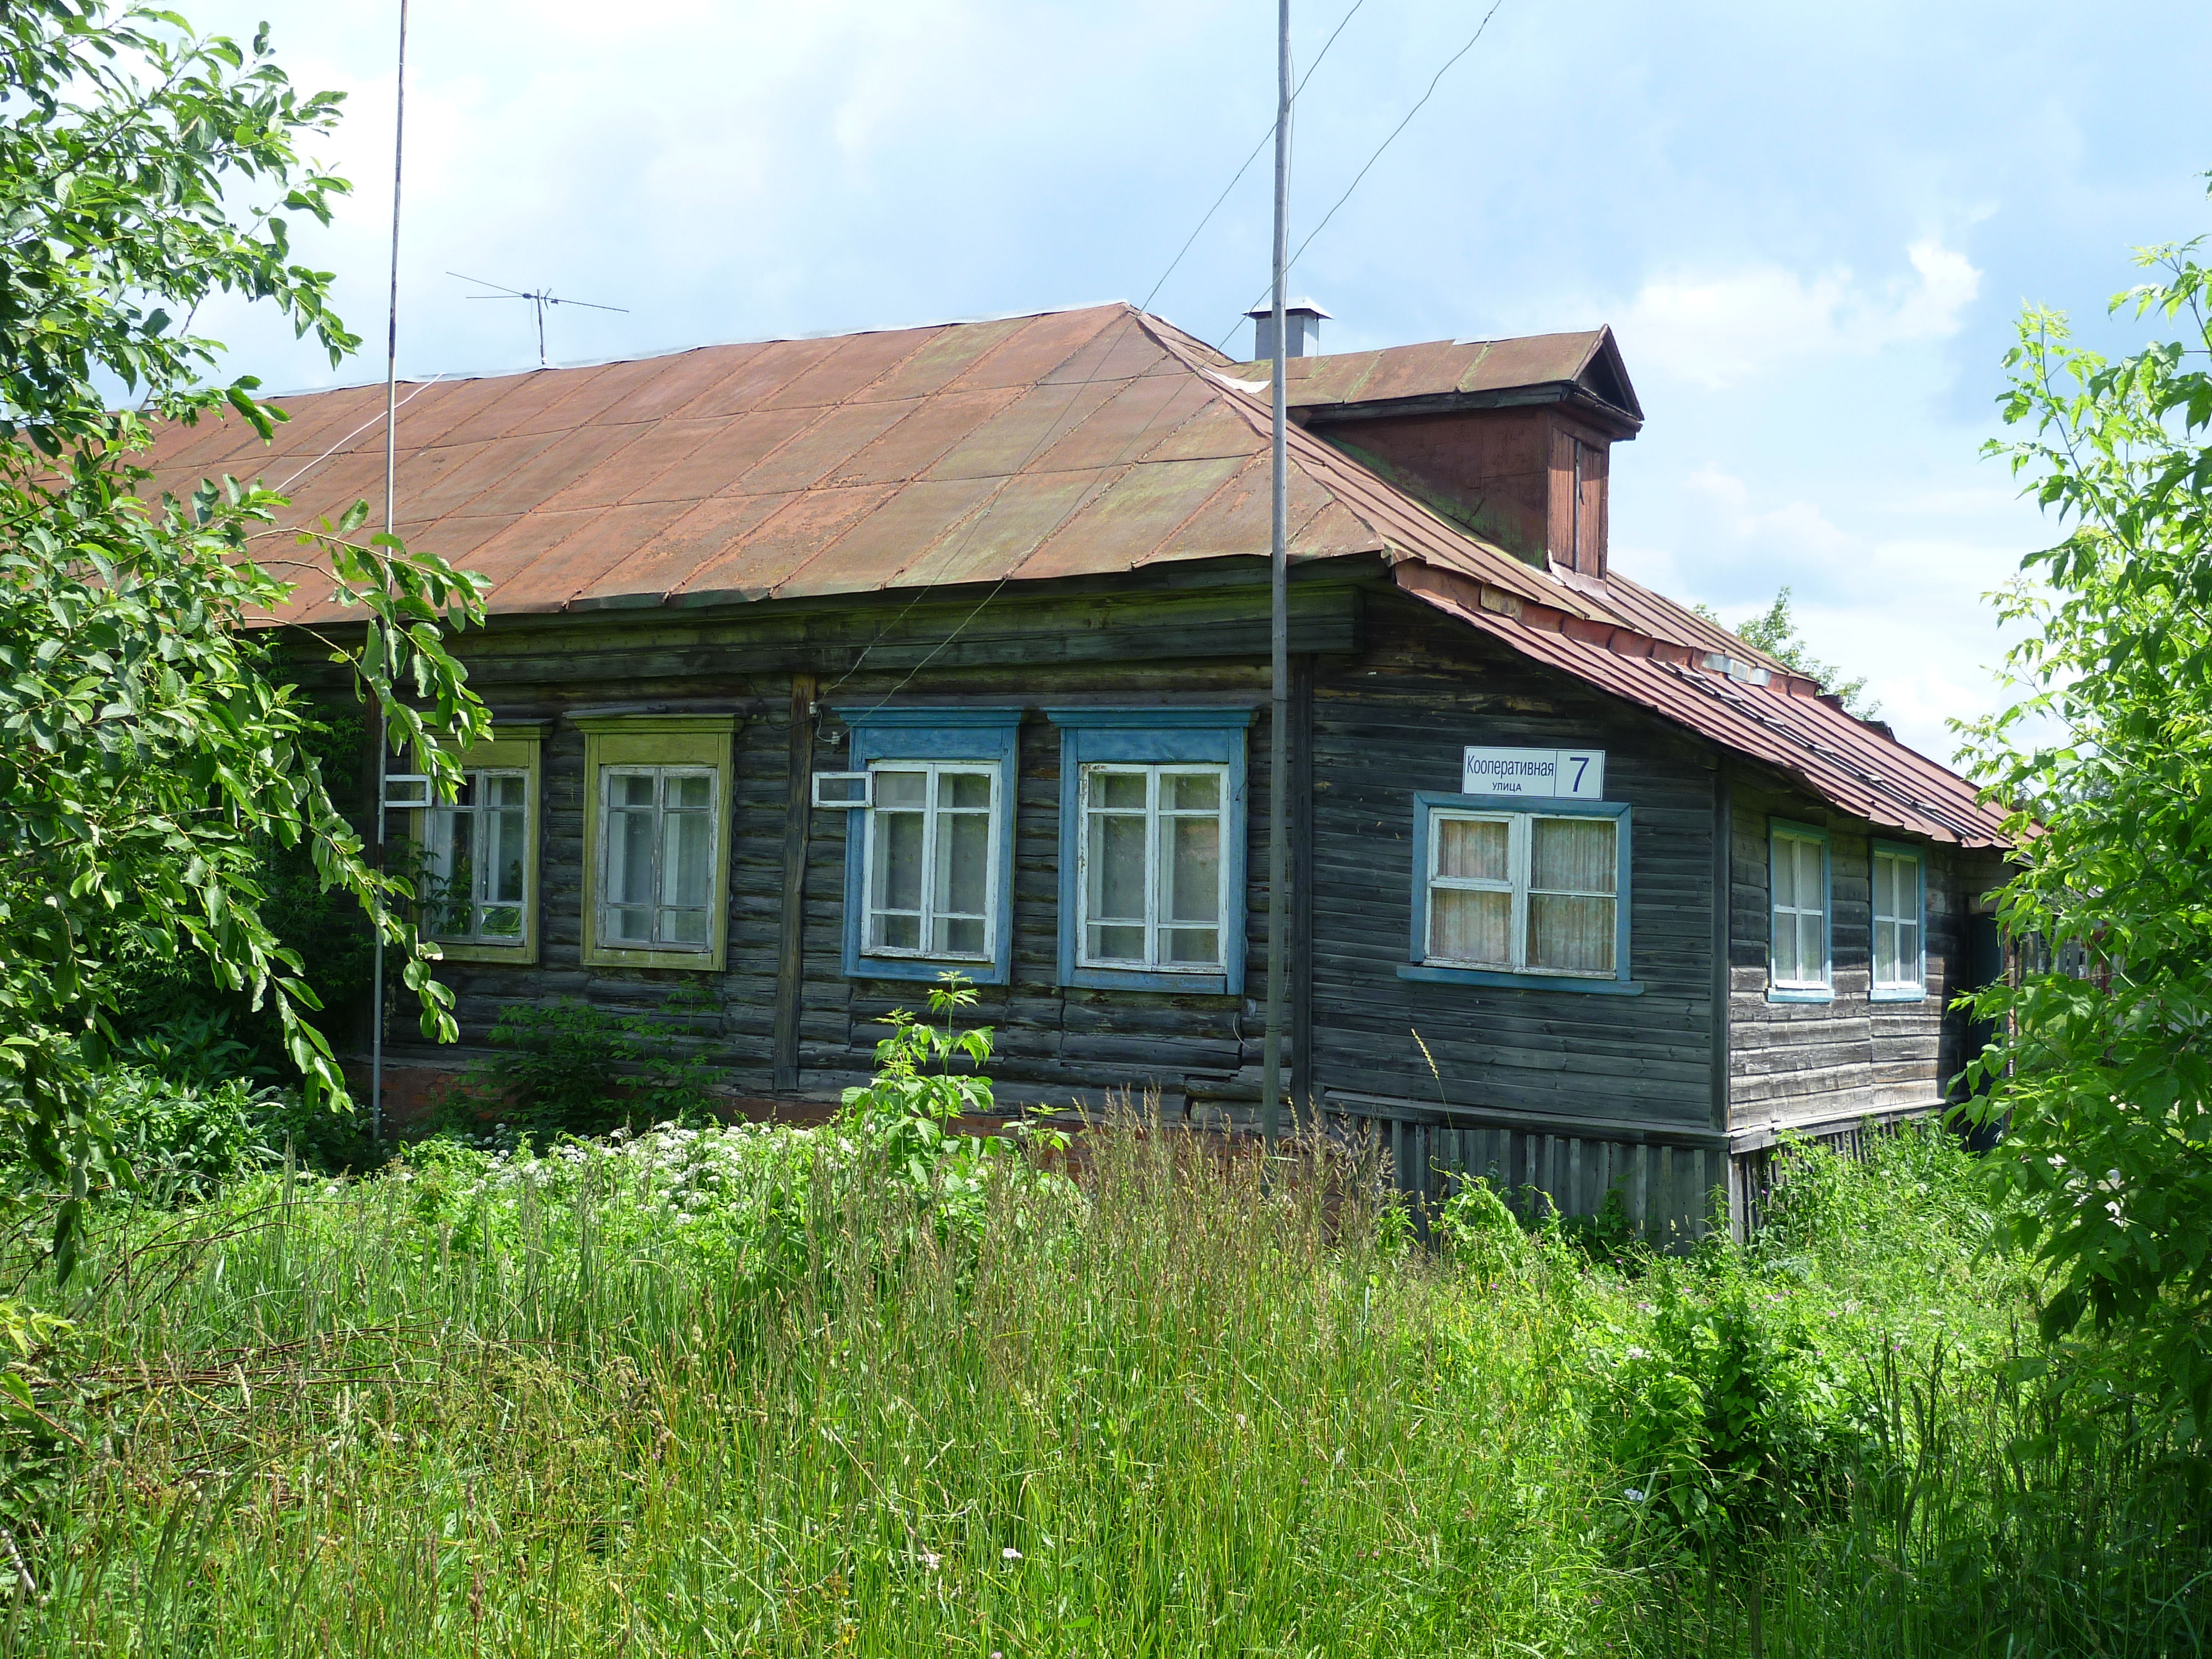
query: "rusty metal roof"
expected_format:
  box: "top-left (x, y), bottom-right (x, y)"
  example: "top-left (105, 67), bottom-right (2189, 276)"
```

top-left (141, 301), bottom-right (2001, 847)
top-left (1224, 326), bottom-right (1642, 431)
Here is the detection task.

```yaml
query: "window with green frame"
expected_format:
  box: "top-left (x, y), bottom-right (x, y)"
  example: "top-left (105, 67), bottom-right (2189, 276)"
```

top-left (577, 714), bottom-right (736, 972)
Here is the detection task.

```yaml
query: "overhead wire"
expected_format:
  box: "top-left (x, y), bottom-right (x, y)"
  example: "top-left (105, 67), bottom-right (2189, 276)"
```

top-left (1217, 0), bottom-right (1509, 352)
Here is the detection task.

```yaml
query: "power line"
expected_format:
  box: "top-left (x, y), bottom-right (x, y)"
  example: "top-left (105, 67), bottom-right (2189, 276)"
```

top-left (1138, 0), bottom-right (1368, 316)
top-left (1218, 0), bottom-right (1507, 352)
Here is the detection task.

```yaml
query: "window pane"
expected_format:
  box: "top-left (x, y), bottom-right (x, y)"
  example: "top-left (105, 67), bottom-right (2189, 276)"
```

top-left (490, 808), bottom-right (526, 903)
top-left (616, 774), bottom-right (655, 809)
top-left (1164, 926), bottom-right (1219, 966)
top-left (1088, 922), bottom-right (1145, 961)
top-left (492, 774), bottom-right (526, 808)
top-left (874, 810), bottom-right (924, 914)
top-left (938, 916), bottom-right (985, 956)
top-left (666, 810), bottom-right (711, 907)
top-left (1773, 840), bottom-right (1798, 909)
top-left (1087, 812), bottom-right (1146, 924)
top-left (610, 807), bottom-right (654, 905)
top-left (1874, 919), bottom-right (1899, 985)
top-left (876, 769), bottom-right (926, 808)
top-left (665, 907), bottom-right (708, 946)
top-left (877, 913), bottom-right (920, 951)
top-left (938, 809), bottom-right (989, 918)
top-left (1798, 914), bottom-right (1825, 983)
top-left (1093, 770), bottom-right (1146, 810)
top-left (1530, 895), bottom-right (1615, 974)
top-left (610, 906), bottom-right (651, 942)
top-left (1898, 920), bottom-right (1919, 982)
top-left (1796, 840), bottom-right (1823, 914)
top-left (1164, 815), bottom-right (1220, 926)
top-left (1532, 818), bottom-right (1615, 895)
top-left (667, 773), bottom-right (711, 811)
top-left (1431, 888), bottom-right (1511, 966)
top-left (1772, 907), bottom-right (1799, 983)
top-left (942, 771), bottom-right (992, 810)
top-left (1162, 772), bottom-right (1219, 812)
top-left (450, 774), bottom-right (478, 809)
top-left (1436, 817), bottom-right (1509, 883)
top-left (481, 905), bottom-right (523, 938)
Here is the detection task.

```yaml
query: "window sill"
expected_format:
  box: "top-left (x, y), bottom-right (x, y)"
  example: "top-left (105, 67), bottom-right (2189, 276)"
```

top-left (434, 941), bottom-right (538, 967)
top-left (1766, 986), bottom-right (1834, 1005)
top-left (1065, 966), bottom-right (1230, 995)
top-left (1397, 963), bottom-right (1644, 996)
top-left (1869, 986), bottom-right (1928, 1004)
top-left (584, 943), bottom-right (724, 973)
top-left (851, 955), bottom-right (1009, 987)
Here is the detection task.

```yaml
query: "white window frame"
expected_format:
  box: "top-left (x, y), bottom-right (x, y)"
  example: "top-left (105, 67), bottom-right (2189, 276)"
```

top-left (420, 767), bottom-right (532, 946)
top-left (1769, 824), bottom-right (1832, 996)
top-left (596, 764), bottom-right (721, 954)
top-left (1871, 843), bottom-right (1926, 999)
top-left (1074, 761), bottom-right (1232, 974)
top-left (859, 760), bottom-right (1000, 963)
top-left (1423, 807), bottom-right (1620, 977)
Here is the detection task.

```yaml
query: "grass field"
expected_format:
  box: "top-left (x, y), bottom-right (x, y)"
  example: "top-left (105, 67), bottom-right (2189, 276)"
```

top-left (0, 1103), bottom-right (2204, 1657)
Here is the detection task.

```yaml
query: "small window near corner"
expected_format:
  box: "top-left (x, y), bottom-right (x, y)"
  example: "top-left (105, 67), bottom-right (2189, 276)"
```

top-left (1769, 822), bottom-right (1832, 1000)
top-left (1871, 843), bottom-right (1926, 1000)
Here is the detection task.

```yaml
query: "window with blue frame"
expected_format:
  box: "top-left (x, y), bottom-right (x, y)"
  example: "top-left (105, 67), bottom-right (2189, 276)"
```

top-left (1768, 820), bottom-right (1832, 1001)
top-left (1046, 708), bottom-right (1253, 994)
top-left (1400, 792), bottom-right (1640, 994)
top-left (835, 707), bottom-right (1020, 985)
top-left (1870, 839), bottom-right (1926, 1000)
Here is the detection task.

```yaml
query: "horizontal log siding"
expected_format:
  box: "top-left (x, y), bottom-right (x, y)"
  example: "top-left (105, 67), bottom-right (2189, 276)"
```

top-left (1307, 602), bottom-right (1724, 1155)
top-left (1725, 778), bottom-right (2006, 1135)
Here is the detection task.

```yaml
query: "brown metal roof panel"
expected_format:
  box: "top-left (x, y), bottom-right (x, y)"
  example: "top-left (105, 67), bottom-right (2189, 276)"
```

top-left (622, 408), bottom-right (816, 503)
top-left (879, 469), bottom-right (1107, 592)
top-left (660, 336), bottom-right (836, 421)
top-left (1031, 374), bottom-right (1218, 474)
top-left (357, 375), bottom-right (513, 451)
top-left (1037, 315), bottom-right (1173, 385)
top-left (404, 429), bottom-right (580, 520)
top-left (1137, 395), bottom-right (1267, 464)
top-left (942, 306), bottom-right (1124, 393)
top-left (592, 491), bottom-right (800, 604)
top-left (488, 498), bottom-right (698, 614)
top-left (759, 326), bottom-right (942, 411)
top-left (1288, 498), bottom-right (1389, 560)
top-left (733, 400), bottom-right (919, 495)
top-left (920, 379), bottom-right (1125, 481)
top-left (262, 446), bottom-right (392, 533)
top-left (1016, 454), bottom-right (1244, 581)
top-left (538, 424), bottom-right (717, 513)
top-left (677, 486), bottom-right (894, 601)
top-left (589, 343), bottom-right (766, 426)
top-left (827, 385), bottom-right (1022, 486)
top-left (772, 475), bottom-right (1002, 597)
top-left (1137, 452), bottom-right (1333, 568)
top-left (855, 316), bottom-right (1031, 403)
top-left (427, 364), bottom-right (601, 447)
top-left (1337, 341), bottom-right (1490, 404)
top-left (1458, 332), bottom-right (1602, 394)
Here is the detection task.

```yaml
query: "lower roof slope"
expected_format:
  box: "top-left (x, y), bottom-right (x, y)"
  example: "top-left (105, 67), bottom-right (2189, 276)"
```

top-left (139, 303), bottom-right (2006, 848)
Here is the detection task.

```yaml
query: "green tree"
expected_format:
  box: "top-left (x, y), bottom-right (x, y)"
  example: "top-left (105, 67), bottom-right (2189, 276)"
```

top-left (1963, 175), bottom-right (2212, 1433)
top-left (0, 2), bottom-right (489, 1275)
top-left (1697, 588), bottom-right (1877, 716)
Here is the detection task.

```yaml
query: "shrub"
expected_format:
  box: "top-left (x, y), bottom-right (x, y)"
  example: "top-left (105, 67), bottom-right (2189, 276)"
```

top-left (458, 992), bottom-right (725, 1143)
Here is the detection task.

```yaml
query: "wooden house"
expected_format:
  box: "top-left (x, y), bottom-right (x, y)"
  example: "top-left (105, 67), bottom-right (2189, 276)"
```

top-left (152, 302), bottom-right (2011, 1239)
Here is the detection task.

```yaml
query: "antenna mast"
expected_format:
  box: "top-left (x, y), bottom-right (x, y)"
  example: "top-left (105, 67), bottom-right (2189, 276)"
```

top-left (371, 0), bottom-right (409, 1150)
top-left (448, 273), bottom-right (629, 367)
top-left (1261, 0), bottom-right (1290, 1150)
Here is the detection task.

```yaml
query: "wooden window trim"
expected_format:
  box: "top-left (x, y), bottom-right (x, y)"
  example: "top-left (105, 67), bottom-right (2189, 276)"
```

top-left (1767, 819), bottom-right (1833, 1003)
top-left (833, 706), bottom-right (1020, 987)
top-left (416, 723), bottom-right (544, 966)
top-left (1869, 838), bottom-right (1928, 1002)
top-left (1399, 791), bottom-right (1642, 995)
top-left (578, 715), bottom-right (736, 972)
top-left (1073, 762), bottom-right (1233, 977)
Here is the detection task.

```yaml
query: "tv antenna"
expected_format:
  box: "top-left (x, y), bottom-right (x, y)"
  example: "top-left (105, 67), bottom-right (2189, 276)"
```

top-left (447, 270), bottom-right (629, 367)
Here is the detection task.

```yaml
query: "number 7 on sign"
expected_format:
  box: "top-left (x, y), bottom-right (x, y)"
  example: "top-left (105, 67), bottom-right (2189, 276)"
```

top-left (1557, 751), bottom-right (1604, 799)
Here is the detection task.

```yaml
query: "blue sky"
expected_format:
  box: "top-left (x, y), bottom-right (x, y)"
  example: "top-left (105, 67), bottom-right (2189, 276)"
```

top-left (189, 0), bottom-right (2212, 760)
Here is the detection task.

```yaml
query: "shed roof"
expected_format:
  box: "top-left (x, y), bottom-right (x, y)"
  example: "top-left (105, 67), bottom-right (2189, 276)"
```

top-left (1225, 327), bottom-right (1642, 432)
top-left (140, 302), bottom-right (2003, 847)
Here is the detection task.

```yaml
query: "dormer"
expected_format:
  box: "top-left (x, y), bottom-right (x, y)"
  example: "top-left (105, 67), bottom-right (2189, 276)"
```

top-left (1228, 327), bottom-right (1642, 578)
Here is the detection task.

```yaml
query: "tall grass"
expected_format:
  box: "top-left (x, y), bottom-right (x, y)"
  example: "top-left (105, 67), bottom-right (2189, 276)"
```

top-left (0, 1112), bottom-right (2203, 1656)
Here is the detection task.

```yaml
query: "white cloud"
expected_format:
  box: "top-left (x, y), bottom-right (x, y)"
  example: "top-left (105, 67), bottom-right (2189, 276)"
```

top-left (1617, 239), bottom-right (1981, 390)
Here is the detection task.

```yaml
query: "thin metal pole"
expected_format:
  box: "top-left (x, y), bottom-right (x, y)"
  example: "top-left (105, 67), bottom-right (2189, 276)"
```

top-left (371, 0), bottom-right (409, 1150)
top-left (1261, 0), bottom-right (1290, 1149)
